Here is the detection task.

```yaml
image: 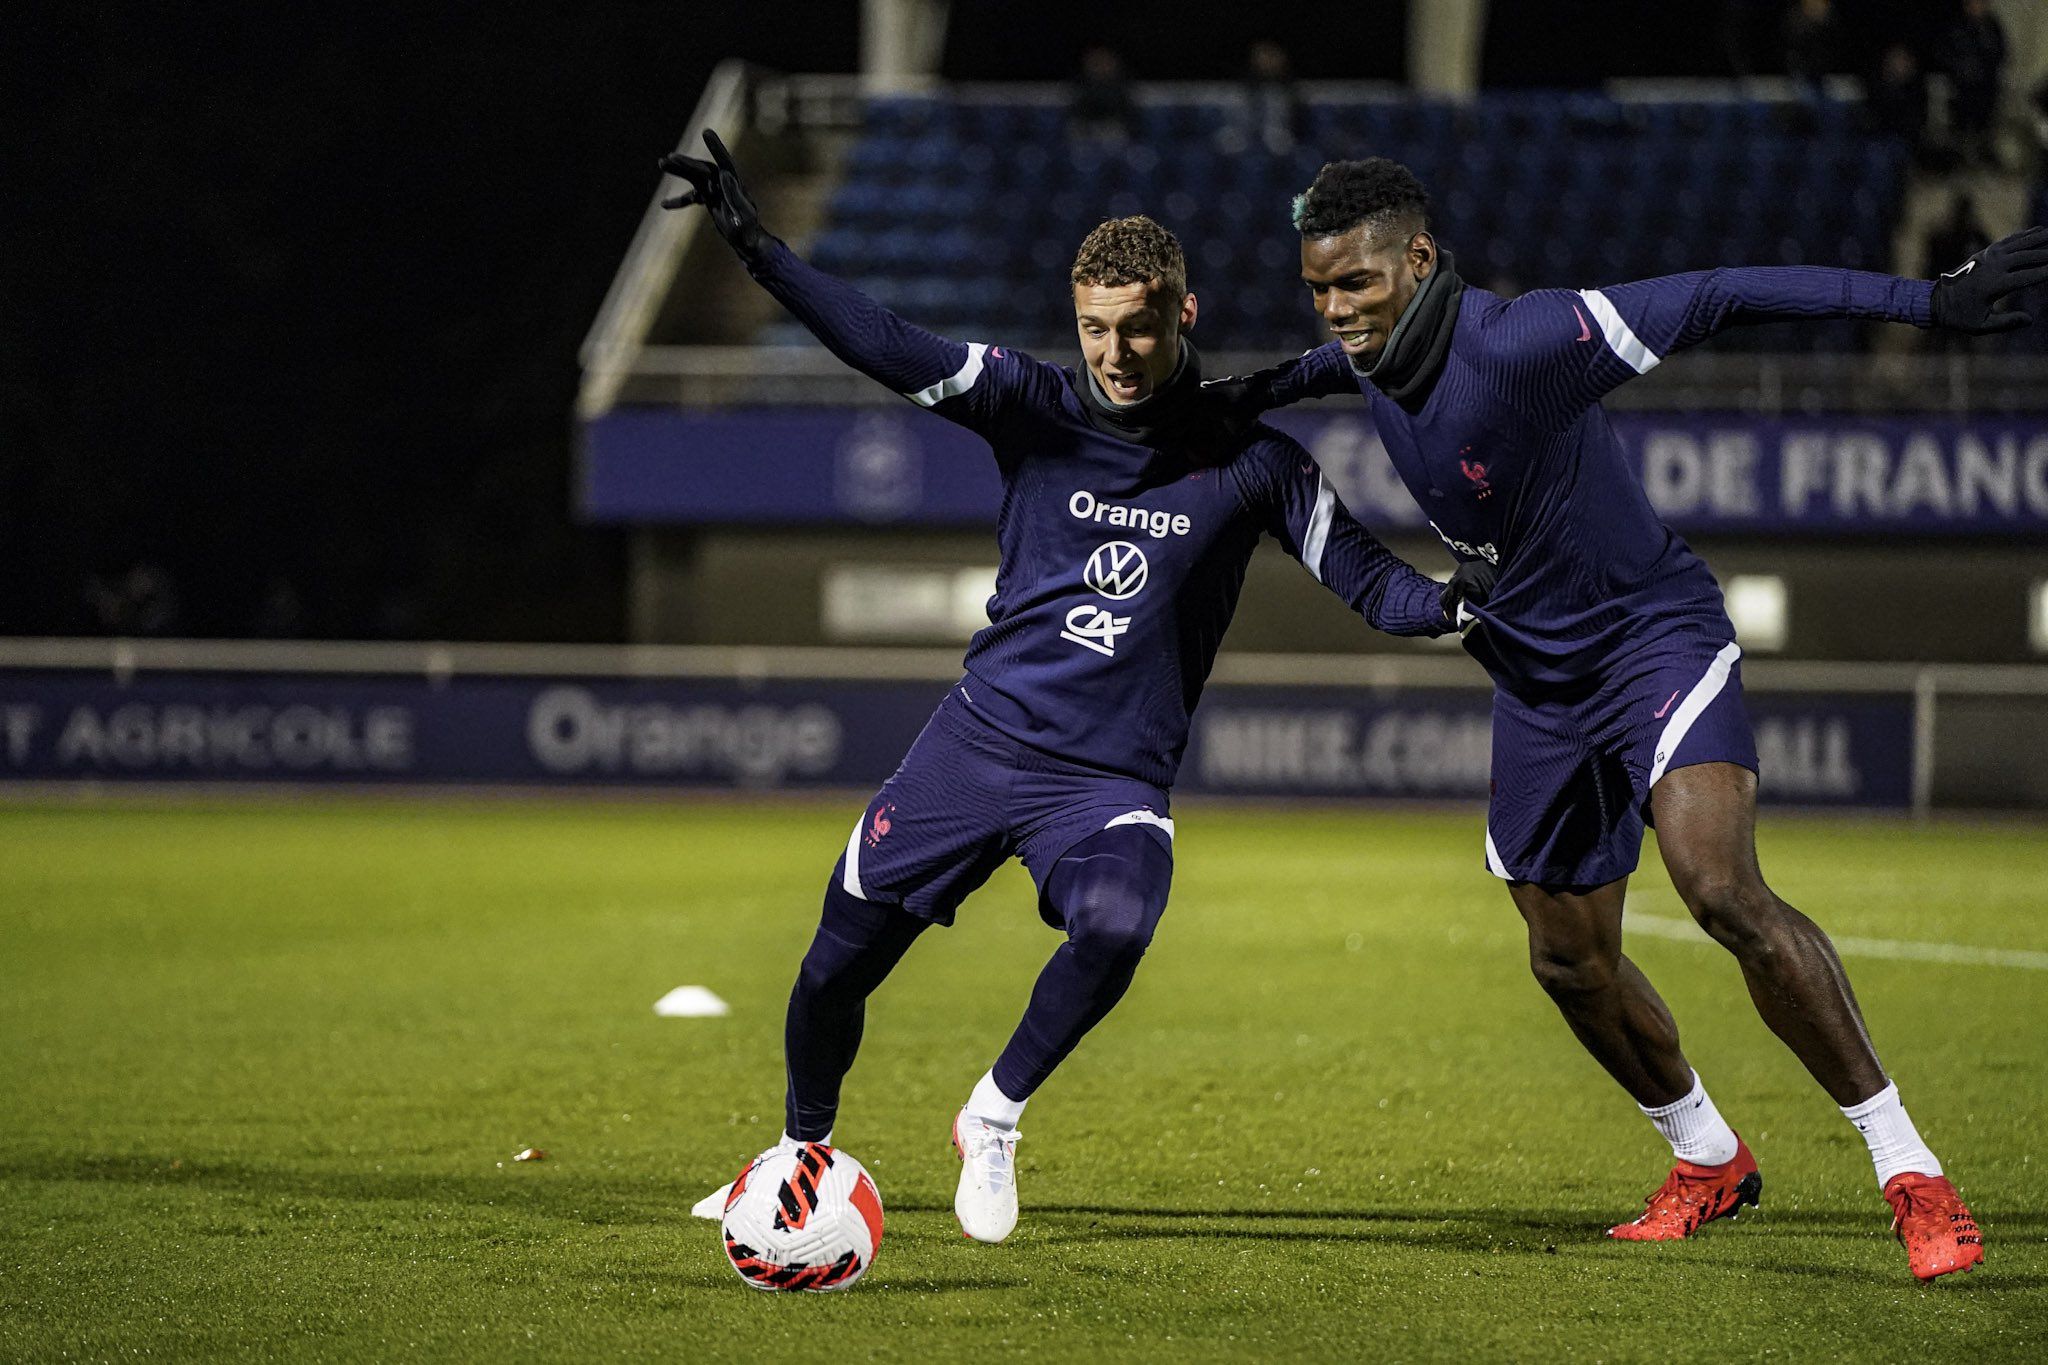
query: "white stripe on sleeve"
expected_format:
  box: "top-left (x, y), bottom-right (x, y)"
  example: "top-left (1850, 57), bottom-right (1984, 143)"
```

top-left (1577, 289), bottom-right (1661, 374)
top-left (905, 343), bottom-right (989, 407)
top-left (841, 814), bottom-right (870, 900)
top-left (1299, 473), bottom-right (1336, 583)
top-left (1647, 642), bottom-right (1742, 788)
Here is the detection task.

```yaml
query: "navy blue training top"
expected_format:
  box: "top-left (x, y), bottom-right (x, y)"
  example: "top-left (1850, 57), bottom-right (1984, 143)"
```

top-left (747, 241), bottom-right (1448, 786)
top-left (1269, 266), bottom-right (1933, 692)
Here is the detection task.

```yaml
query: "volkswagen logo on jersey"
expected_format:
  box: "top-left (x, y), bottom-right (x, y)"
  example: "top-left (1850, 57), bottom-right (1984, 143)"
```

top-left (1083, 541), bottom-right (1149, 600)
top-left (1061, 604), bottom-right (1131, 657)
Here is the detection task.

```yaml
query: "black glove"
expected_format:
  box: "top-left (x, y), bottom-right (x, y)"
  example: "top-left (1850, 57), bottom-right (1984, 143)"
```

top-left (658, 129), bottom-right (770, 262)
top-left (1440, 557), bottom-right (1497, 627)
top-left (1194, 375), bottom-right (1262, 446)
top-left (1198, 367), bottom-right (1285, 428)
top-left (1929, 226), bottom-right (2048, 335)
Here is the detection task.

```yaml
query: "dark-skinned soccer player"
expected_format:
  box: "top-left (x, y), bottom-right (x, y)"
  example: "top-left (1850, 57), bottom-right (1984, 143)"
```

top-left (1222, 157), bottom-right (2036, 1280)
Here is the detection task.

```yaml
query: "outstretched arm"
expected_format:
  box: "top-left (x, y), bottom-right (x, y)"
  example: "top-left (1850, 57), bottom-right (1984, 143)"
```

top-left (1201, 341), bottom-right (1358, 420)
top-left (1495, 227), bottom-right (2048, 424)
top-left (660, 131), bottom-right (1008, 426)
top-left (1236, 437), bottom-right (1453, 637)
top-left (745, 242), bottom-right (998, 418)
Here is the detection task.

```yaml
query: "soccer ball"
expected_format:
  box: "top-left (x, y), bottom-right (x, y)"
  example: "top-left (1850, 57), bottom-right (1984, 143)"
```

top-left (720, 1142), bottom-right (884, 1292)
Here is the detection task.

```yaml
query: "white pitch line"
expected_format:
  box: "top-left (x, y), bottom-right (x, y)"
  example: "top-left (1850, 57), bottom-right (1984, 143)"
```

top-left (1626, 912), bottom-right (2048, 971)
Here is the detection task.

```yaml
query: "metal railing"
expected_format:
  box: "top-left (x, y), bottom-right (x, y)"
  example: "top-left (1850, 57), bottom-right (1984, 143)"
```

top-left (599, 344), bottom-right (2048, 415)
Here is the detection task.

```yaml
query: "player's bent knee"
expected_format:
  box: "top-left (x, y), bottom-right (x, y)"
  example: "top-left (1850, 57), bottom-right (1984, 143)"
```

top-left (1681, 876), bottom-right (1779, 958)
top-left (1528, 943), bottom-right (1617, 999)
top-left (1063, 877), bottom-right (1161, 966)
top-left (1070, 911), bottom-right (1155, 969)
top-left (793, 950), bottom-right (851, 1007)
top-left (1047, 827), bottom-right (1172, 971)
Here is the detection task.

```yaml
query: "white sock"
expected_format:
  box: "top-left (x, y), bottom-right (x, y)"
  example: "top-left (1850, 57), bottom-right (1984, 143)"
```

top-left (964, 1069), bottom-right (1026, 1131)
top-left (1641, 1072), bottom-right (1740, 1166)
top-left (1842, 1082), bottom-right (1941, 1189)
top-left (779, 1130), bottom-right (829, 1149)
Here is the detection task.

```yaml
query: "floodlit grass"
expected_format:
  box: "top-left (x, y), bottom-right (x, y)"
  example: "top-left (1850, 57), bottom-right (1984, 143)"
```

top-left (2, 798), bottom-right (2044, 1361)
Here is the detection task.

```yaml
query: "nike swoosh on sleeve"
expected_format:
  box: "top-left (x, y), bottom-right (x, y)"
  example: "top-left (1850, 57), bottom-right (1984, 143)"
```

top-left (1571, 303), bottom-right (1592, 343)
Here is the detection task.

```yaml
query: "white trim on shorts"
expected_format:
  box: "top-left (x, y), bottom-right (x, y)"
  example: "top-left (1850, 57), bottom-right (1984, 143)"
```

top-left (1105, 808), bottom-right (1175, 841)
top-left (1647, 642), bottom-right (1743, 788)
top-left (841, 815), bottom-right (870, 900)
top-left (1484, 827), bottom-right (1513, 880)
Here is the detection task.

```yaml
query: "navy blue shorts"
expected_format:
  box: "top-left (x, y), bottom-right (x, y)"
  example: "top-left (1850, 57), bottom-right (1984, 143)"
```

top-left (1485, 637), bottom-right (1757, 888)
top-left (832, 684), bottom-right (1175, 925)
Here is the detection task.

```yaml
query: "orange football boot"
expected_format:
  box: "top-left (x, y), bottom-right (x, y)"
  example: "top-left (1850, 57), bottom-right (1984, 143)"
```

top-left (1884, 1172), bottom-right (1983, 1281)
top-left (1609, 1135), bottom-right (1762, 1241)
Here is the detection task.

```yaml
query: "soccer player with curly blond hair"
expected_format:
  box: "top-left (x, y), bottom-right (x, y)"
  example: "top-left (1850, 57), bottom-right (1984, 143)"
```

top-left (662, 134), bottom-right (1487, 1244)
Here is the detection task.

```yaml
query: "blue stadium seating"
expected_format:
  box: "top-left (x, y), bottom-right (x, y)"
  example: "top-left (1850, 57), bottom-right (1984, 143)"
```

top-left (794, 92), bottom-right (1917, 353)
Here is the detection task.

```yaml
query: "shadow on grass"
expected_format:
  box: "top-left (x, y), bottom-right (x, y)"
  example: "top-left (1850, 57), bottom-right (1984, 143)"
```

top-left (0, 1157), bottom-right (1590, 1258)
top-left (891, 1200), bottom-right (2048, 1277)
top-left (10, 1155), bottom-right (2043, 1277)
top-left (893, 1199), bottom-right (2048, 1233)
top-left (634, 1267), bottom-right (1029, 1294)
top-left (1754, 1259), bottom-right (2043, 1290)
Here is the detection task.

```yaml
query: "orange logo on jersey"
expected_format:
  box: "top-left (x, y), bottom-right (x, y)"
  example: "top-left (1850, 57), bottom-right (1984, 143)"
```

top-left (863, 803), bottom-right (894, 847)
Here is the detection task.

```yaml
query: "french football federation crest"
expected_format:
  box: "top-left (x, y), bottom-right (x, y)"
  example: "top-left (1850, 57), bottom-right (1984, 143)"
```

top-left (1458, 447), bottom-right (1493, 500)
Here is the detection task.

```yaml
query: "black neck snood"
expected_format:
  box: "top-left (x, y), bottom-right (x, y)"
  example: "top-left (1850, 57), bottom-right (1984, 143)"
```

top-left (1356, 248), bottom-right (1465, 410)
top-left (1079, 339), bottom-right (1202, 448)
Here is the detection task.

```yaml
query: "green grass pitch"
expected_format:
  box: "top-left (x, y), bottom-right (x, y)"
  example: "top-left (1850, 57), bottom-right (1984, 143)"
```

top-left (2, 797), bottom-right (2044, 1361)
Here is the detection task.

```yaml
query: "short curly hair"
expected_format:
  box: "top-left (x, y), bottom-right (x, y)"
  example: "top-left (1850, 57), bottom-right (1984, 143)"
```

top-left (1292, 158), bottom-right (1431, 243)
top-left (1071, 215), bottom-right (1188, 300)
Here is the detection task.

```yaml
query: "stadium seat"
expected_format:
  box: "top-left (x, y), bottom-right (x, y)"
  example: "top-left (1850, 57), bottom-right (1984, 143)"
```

top-left (790, 91), bottom-right (1919, 352)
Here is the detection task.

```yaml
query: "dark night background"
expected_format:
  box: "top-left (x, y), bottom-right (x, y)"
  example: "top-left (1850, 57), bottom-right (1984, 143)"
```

top-left (6, 1), bottom-right (1969, 641)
